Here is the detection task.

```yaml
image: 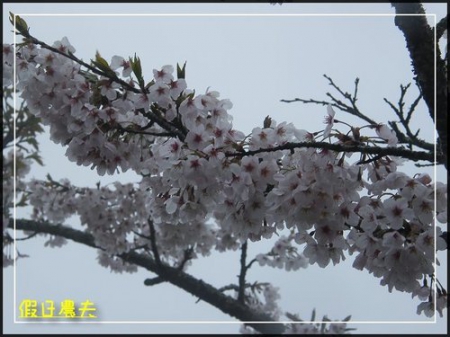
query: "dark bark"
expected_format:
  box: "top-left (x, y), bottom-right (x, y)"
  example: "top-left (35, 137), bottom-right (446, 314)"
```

top-left (227, 141), bottom-right (441, 164)
top-left (9, 218), bottom-right (285, 334)
top-left (391, 3), bottom-right (448, 170)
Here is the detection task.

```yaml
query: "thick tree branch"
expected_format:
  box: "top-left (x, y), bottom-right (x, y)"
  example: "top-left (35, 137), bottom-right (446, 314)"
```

top-left (391, 3), bottom-right (448, 169)
top-left (10, 218), bottom-right (285, 334)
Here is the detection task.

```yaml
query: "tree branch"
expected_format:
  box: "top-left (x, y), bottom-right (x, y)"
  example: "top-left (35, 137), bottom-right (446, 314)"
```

top-left (238, 241), bottom-right (248, 304)
top-left (281, 75), bottom-right (378, 126)
top-left (10, 218), bottom-right (285, 334)
top-left (391, 3), bottom-right (448, 169)
top-left (147, 218), bottom-right (162, 267)
top-left (383, 84), bottom-right (434, 151)
top-left (16, 31), bottom-right (187, 142)
top-left (324, 75), bottom-right (378, 126)
top-left (226, 141), bottom-right (440, 164)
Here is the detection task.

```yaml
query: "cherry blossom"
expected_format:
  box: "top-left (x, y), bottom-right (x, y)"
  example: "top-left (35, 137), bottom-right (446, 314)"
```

top-left (382, 197), bottom-right (415, 230)
top-left (375, 124), bottom-right (398, 146)
top-left (110, 55), bottom-right (132, 77)
top-left (2, 30), bottom-right (448, 328)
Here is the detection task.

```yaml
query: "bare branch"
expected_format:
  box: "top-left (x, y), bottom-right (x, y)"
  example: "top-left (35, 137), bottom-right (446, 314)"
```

top-left (280, 97), bottom-right (329, 106)
top-left (246, 258), bottom-right (258, 270)
top-left (353, 77), bottom-right (360, 103)
top-left (383, 84), bottom-right (434, 151)
top-left (281, 75), bottom-right (378, 126)
top-left (323, 75), bottom-right (378, 126)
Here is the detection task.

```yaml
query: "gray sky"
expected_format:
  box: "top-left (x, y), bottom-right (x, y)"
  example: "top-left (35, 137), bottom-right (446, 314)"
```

top-left (3, 2), bottom-right (447, 334)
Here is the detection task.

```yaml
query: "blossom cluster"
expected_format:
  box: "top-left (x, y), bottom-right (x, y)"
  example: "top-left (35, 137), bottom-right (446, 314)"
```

top-left (26, 178), bottom-right (216, 270)
top-left (236, 284), bottom-right (352, 334)
top-left (3, 36), bottom-right (447, 319)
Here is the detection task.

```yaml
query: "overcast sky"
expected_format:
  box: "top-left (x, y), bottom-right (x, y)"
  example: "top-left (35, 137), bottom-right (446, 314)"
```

top-left (3, 2), bottom-right (447, 334)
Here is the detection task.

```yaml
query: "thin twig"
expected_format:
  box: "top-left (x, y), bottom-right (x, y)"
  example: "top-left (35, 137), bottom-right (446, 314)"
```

top-left (281, 75), bottom-right (377, 126)
top-left (246, 258), bottom-right (258, 270)
top-left (177, 247), bottom-right (194, 271)
top-left (383, 84), bottom-right (434, 151)
top-left (324, 75), bottom-right (377, 125)
top-left (218, 284), bottom-right (241, 292)
top-left (353, 78), bottom-right (359, 103)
